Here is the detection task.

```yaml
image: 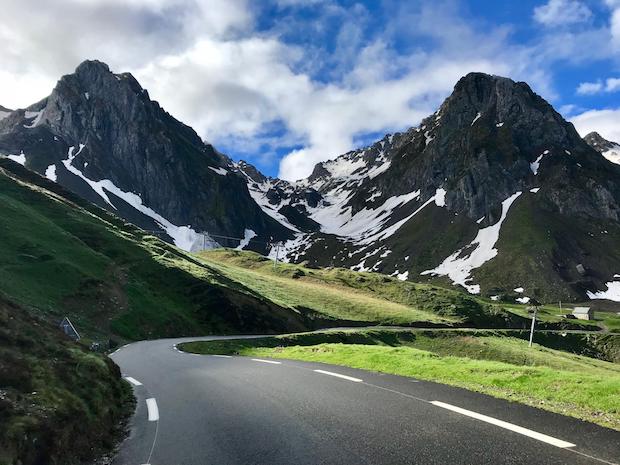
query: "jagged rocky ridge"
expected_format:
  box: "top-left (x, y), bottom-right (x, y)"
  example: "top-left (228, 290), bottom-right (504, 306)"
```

top-left (238, 74), bottom-right (620, 302)
top-left (0, 61), bottom-right (290, 252)
top-left (2, 62), bottom-right (620, 302)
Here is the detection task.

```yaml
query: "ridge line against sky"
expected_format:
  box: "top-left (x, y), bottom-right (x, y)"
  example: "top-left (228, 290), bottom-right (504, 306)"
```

top-left (0, 0), bottom-right (619, 180)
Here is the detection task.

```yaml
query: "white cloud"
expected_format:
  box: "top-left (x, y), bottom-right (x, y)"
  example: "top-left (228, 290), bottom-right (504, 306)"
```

top-left (577, 81), bottom-right (604, 95)
top-left (0, 0), bottom-right (251, 109)
top-left (572, 108), bottom-right (620, 142)
top-left (576, 77), bottom-right (620, 95)
top-left (533, 0), bottom-right (592, 26)
top-left (0, 0), bottom-right (619, 182)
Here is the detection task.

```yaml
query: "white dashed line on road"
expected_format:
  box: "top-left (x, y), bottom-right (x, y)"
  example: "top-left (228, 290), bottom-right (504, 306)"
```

top-left (146, 398), bottom-right (159, 422)
top-left (212, 354), bottom-right (232, 358)
top-left (430, 401), bottom-right (576, 448)
top-left (251, 358), bottom-right (282, 365)
top-left (124, 376), bottom-right (142, 386)
top-left (314, 369), bottom-right (363, 383)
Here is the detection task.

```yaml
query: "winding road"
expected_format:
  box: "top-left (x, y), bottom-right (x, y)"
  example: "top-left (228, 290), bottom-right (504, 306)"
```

top-left (110, 336), bottom-right (620, 465)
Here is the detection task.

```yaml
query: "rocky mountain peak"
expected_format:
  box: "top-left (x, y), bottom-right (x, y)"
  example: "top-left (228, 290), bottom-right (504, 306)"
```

top-left (585, 131), bottom-right (620, 165)
top-left (584, 131), bottom-right (617, 151)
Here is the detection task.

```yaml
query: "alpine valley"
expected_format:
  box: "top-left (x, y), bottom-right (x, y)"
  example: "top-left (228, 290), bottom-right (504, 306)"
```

top-left (2, 60), bottom-right (620, 303)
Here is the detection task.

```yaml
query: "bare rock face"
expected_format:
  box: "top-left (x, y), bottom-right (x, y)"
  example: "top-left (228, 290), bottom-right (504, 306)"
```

top-left (0, 60), bottom-right (291, 248)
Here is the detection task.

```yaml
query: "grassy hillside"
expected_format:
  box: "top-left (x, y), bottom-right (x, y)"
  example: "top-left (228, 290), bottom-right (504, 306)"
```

top-left (0, 160), bottom-right (310, 341)
top-left (197, 249), bottom-right (616, 330)
top-left (2, 158), bottom-right (614, 343)
top-left (0, 294), bottom-right (132, 465)
top-left (182, 329), bottom-right (620, 430)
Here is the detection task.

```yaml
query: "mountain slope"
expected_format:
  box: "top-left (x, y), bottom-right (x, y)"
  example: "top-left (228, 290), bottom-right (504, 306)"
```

top-left (241, 73), bottom-right (620, 302)
top-left (0, 157), bottom-right (309, 339)
top-left (0, 61), bottom-right (292, 253)
top-left (4, 61), bottom-right (620, 303)
top-left (585, 131), bottom-right (620, 165)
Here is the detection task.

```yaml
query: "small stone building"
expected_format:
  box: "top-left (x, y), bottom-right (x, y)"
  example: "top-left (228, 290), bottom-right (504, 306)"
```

top-left (572, 307), bottom-right (594, 320)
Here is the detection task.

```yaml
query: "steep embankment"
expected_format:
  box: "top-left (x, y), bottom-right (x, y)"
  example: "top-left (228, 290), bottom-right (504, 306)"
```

top-left (0, 158), bottom-right (308, 341)
top-left (0, 295), bottom-right (132, 465)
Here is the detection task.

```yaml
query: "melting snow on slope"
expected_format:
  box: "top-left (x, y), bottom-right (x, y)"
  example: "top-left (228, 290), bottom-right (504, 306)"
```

top-left (331, 190), bottom-right (421, 238)
top-left (62, 145), bottom-right (208, 252)
top-left (209, 166), bottom-right (228, 176)
top-left (23, 110), bottom-right (43, 128)
top-left (587, 281), bottom-right (620, 301)
top-left (236, 229), bottom-right (257, 250)
top-left (6, 152), bottom-right (26, 165)
top-left (360, 188), bottom-right (448, 245)
top-left (471, 112), bottom-right (482, 126)
top-left (396, 271), bottom-right (409, 281)
top-left (45, 164), bottom-right (57, 182)
top-left (514, 287), bottom-right (524, 293)
top-left (421, 191), bottom-right (523, 294)
top-left (530, 150), bottom-right (549, 175)
top-left (516, 297), bottom-right (530, 304)
top-left (602, 144), bottom-right (620, 165)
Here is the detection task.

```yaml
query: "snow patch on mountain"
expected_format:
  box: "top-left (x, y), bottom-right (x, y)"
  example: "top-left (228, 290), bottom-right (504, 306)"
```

top-left (62, 144), bottom-right (210, 252)
top-left (45, 164), bottom-right (57, 182)
top-left (236, 229), bottom-right (257, 250)
top-left (421, 191), bottom-right (523, 294)
top-left (587, 281), bottom-right (620, 301)
top-left (602, 144), bottom-right (620, 165)
top-left (6, 152), bottom-right (26, 165)
top-left (23, 110), bottom-right (43, 128)
top-left (208, 166), bottom-right (228, 176)
top-left (530, 151), bottom-right (549, 175)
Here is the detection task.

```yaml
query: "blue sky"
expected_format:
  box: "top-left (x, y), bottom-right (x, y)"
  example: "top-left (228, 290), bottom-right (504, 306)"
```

top-left (0, 0), bottom-right (618, 179)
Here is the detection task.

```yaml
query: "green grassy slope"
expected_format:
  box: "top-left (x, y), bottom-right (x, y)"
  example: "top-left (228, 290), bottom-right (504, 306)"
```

top-left (473, 194), bottom-right (620, 302)
top-left (0, 161), bottom-right (308, 341)
top-left (182, 329), bottom-right (620, 430)
top-left (196, 249), bottom-right (617, 330)
top-left (0, 295), bottom-right (133, 465)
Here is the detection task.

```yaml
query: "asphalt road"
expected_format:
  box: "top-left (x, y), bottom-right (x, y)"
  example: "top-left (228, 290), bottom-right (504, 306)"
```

top-left (110, 336), bottom-right (620, 465)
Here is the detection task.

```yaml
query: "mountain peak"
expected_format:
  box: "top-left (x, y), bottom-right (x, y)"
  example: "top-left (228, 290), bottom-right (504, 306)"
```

top-left (74, 59), bottom-right (110, 76)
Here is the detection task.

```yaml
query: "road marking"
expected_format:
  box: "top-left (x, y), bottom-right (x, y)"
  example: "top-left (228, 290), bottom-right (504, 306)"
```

top-left (314, 369), bottom-right (363, 383)
top-left (251, 358), bottom-right (282, 364)
top-left (430, 401), bottom-right (576, 448)
top-left (124, 376), bottom-right (142, 386)
top-left (212, 354), bottom-right (232, 358)
top-left (146, 398), bottom-right (159, 422)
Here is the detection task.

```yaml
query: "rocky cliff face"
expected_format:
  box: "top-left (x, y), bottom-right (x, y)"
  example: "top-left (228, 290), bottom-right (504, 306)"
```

top-left (240, 73), bottom-right (620, 302)
top-left (0, 61), bottom-right (291, 251)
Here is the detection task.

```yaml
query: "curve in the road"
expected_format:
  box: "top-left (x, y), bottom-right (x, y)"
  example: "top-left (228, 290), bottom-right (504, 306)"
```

top-left (110, 336), bottom-right (620, 465)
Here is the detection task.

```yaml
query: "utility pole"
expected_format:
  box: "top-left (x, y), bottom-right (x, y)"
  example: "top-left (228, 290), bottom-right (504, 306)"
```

top-left (273, 242), bottom-right (281, 270)
top-left (528, 307), bottom-right (537, 347)
top-left (528, 299), bottom-right (541, 347)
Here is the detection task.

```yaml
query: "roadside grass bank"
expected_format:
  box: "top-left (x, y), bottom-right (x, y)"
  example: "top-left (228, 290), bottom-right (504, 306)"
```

top-left (181, 329), bottom-right (620, 430)
top-left (0, 295), bottom-right (134, 465)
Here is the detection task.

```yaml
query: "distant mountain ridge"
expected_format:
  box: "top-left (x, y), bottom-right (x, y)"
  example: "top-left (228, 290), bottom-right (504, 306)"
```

top-left (585, 131), bottom-right (620, 165)
top-left (2, 61), bottom-right (620, 303)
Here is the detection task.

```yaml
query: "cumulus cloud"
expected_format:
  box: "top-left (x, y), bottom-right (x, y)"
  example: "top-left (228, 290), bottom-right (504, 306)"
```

top-left (572, 108), bottom-right (620, 142)
top-left (577, 77), bottom-right (620, 94)
top-left (0, 0), bottom-right (619, 181)
top-left (0, 0), bottom-right (251, 108)
top-left (533, 0), bottom-right (592, 26)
